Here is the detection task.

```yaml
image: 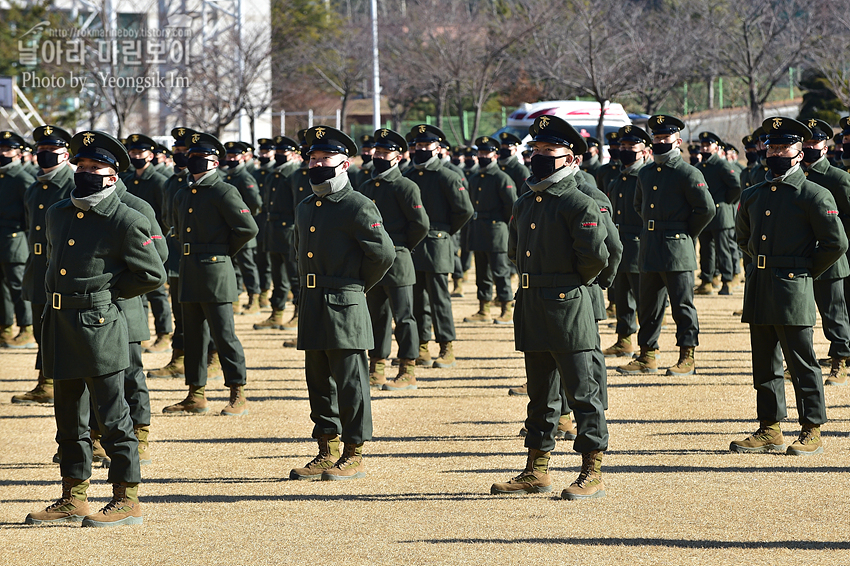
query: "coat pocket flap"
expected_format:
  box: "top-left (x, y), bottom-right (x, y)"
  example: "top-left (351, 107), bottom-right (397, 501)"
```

top-left (325, 290), bottom-right (363, 306)
top-left (79, 305), bottom-right (119, 327)
top-left (540, 287), bottom-right (580, 301)
top-left (199, 254), bottom-right (226, 264)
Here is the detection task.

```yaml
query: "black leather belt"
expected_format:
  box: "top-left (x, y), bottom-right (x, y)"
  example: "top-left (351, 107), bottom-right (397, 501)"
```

top-left (52, 289), bottom-right (113, 310)
top-left (183, 243), bottom-right (229, 255)
top-left (520, 273), bottom-right (582, 288)
top-left (299, 274), bottom-right (365, 291)
top-left (755, 255), bottom-right (812, 269)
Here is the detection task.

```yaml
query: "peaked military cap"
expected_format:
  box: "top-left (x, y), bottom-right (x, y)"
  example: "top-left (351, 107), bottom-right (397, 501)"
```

top-left (742, 134), bottom-right (756, 149)
top-left (187, 131), bottom-right (226, 158)
top-left (154, 143), bottom-right (169, 155)
top-left (617, 124), bottom-right (652, 145)
top-left (804, 118), bottom-right (833, 141)
top-left (726, 143), bottom-right (738, 154)
top-left (687, 144), bottom-right (699, 153)
top-left (409, 124), bottom-right (445, 144)
top-left (33, 125), bottom-right (72, 147)
top-left (257, 138), bottom-right (275, 150)
top-left (585, 136), bottom-right (600, 149)
top-left (833, 133), bottom-right (844, 145)
top-left (839, 116), bottom-right (850, 136)
top-left (274, 136), bottom-right (298, 151)
top-left (451, 145), bottom-right (464, 157)
top-left (528, 115), bottom-right (587, 155)
top-left (359, 134), bottom-right (375, 149)
top-left (605, 131), bottom-right (620, 144)
top-left (762, 117), bottom-right (811, 145)
top-left (126, 133), bottom-right (157, 152)
top-left (647, 115), bottom-right (685, 135)
top-left (171, 127), bottom-right (193, 146)
top-left (521, 149), bottom-right (532, 157)
top-left (162, 147), bottom-right (173, 158)
top-left (23, 143), bottom-right (33, 153)
top-left (464, 146), bottom-right (476, 157)
top-left (224, 141), bottom-right (249, 154)
top-left (297, 129), bottom-right (308, 146)
top-left (698, 131), bottom-right (722, 145)
top-left (305, 125), bottom-right (357, 157)
top-left (373, 128), bottom-right (407, 153)
top-left (753, 126), bottom-right (767, 143)
top-left (0, 131), bottom-right (25, 148)
top-left (70, 130), bottom-right (130, 172)
top-left (499, 131), bottom-right (523, 146)
top-left (475, 135), bottom-right (499, 152)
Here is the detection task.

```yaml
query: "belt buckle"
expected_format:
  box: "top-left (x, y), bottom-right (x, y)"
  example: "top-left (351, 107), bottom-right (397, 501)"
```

top-left (52, 292), bottom-right (61, 310)
top-left (757, 255), bottom-right (766, 269)
top-left (33, 243), bottom-right (42, 255)
top-left (647, 220), bottom-right (655, 231)
top-left (521, 273), bottom-right (529, 289)
top-left (615, 223), bottom-right (620, 230)
top-left (183, 243), bottom-right (190, 255)
top-left (306, 273), bottom-right (316, 289)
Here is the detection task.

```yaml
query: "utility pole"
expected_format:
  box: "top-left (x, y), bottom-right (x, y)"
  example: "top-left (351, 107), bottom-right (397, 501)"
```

top-left (370, 0), bottom-right (381, 131)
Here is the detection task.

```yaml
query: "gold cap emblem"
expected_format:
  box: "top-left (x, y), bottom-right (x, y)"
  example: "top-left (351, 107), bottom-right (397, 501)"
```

top-left (82, 132), bottom-right (95, 146)
top-left (539, 116), bottom-right (550, 128)
top-left (132, 135), bottom-right (140, 142)
top-left (2, 132), bottom-right (10, 139)
top-left (482, 137), bottom-right (489, 144)
top-left (315, 127), bottom-right (326, 139)
top-left (43, 126), bottom-right (53, 136)
top-left (624, 125), bottom-right (631, 133)
top-left (226, 142), bottom-right (234, 148)
top-left (191, 133), bottom-right (200, 144)
top-left (177, 128), bottom-right (185, 137)
top-left (772, 117), bottom-right (783, 129)
top-left (275, 136), bottom-right (282, 143)
top-left (380, 129), bottom-right (388, 138)
top-left (809, 119), bottom-right (817, 129)
top-left (500, 132), bottom-right (507, 139)
top-left (418, 125), bottom-right (427, 134)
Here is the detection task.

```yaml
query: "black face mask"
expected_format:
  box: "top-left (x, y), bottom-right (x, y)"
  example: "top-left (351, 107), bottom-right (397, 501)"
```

top-left (258, 156), bottom-right (271, 165)
top-left (173, 152), bottom-right (188, 168)
top-left (130, 157), bottom-right (148, 170)
top-left (274, 154), bottom-right (288, 166)
top-left (0, 155), bottom-right (13, 167)
top-left (758, 149), bottom-right (768, 160)
top-left (582, 152), bottom-right (593, 162)
top-left (478, 157), bottom-right (492, 168)
top-left (372, 157), bottom-right (393, 174)
top-left (530, 154), bottom-right (563, 179)
top-left (74, 171), bottom-right (108, 197)
top-left (802, 147), bottom-right (823, 163)
top-left (652, 142), bottom-right (673, 155)
top-left (608, 148), bottom-right (620, 160)
top-left (689, 155), bottom-right (700, 165)
top-left (745, 151), bottom-right (757, 165)
top-left (464, 160), bottom-right (475, 169)
top-left (619, 150), bottom-right (638, 166)
top-left (308, 164), bottom-right (339, 184)
top-left (413, 149), bottom-right (433, 164)
top-left (187, 155), bottom-right (213, 175)
top-left (841, 149), bottom-right (850, 160)
top-left (223, 159), bottom-right (239, 169)
top-left (766, 154), bottom-right (798, 176)
top-left (450, 158), bottom-right (461, 166)
top-left (37, 151), bottom-right (63, 169)
top-left (499, 147), bottom-right (512, 160)
top-left (361, 154), bottom-right (372, 164)
top-left (699, 152), bottom-right (712, 163)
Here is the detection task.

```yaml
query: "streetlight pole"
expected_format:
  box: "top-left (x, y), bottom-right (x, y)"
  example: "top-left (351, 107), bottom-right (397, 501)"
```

top-left (370, 0), bottom-right (381, 131)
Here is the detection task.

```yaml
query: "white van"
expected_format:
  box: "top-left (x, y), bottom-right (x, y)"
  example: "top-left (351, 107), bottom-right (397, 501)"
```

top-left (493, 100), bottom-right (631, 157)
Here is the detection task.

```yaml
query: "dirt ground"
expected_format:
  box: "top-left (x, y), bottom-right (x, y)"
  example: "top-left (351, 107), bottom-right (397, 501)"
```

top-left (1, 276), bottom-right (849, 566)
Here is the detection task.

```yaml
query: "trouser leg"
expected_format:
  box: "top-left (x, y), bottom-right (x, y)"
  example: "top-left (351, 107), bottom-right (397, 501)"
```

top-left (54, 378), bottom-right (93, 481)
top-left (85, 371), bottom-right (140, 484)
top-left (1, 262), bottom-right (31, 326)
top-left (637, 271), bottom-right (668, 350)
top-left (554, 349), bottom-right (609, 453)
top-left (388, 285), bottom-right (418, 360)
top-left (235, 247), bottom-right (260, 296)
top-left (614, 271), bottom-right (638, 337)
top-left (256, 250), bottom-right (272, 291)
top-left (813, 277), bottom-right (850, 358)
top-left (698, 231), bottom-right (716, 283)
top-left (33, 302), bottom-right (45, 369)
top-left (123, 342), bottom-right (149, 427)
top-left (427, 272), bottom-right (456, 343)
top-left (182, 302), bottom-right (210, 387)
top-left (200, 302), bottom-right (247, 387)
top-left (490, 251), bottom-right (513, 303)
top-left (145, 284), bottom-right (172, 334)
top-left (284, 245), bottom-right (300, 306)
top-left (304, 349), bottom-right (372, 444)
top-left (523, 351), bottom-right (561, 453)
top-left (473, 251), bottom-right (493, 303)
top-left (777, 325), bottom-right (827, 426)
top-left (169, 277), bottom-right (184, 351)
top-left (366, 286), bottom-right (392, 360)
top-left (413, 270), bottom-right (432, 343)
top-left (750, 324), bottom-right (786, 422)
top-left (269, 252), bottom-right (289, 311)
top-left (0, 277), bottom-right (11, 325)
top-left (716, 228), bottom-right (735, 282)
top-left (663, 271), bottom-right (699, 348)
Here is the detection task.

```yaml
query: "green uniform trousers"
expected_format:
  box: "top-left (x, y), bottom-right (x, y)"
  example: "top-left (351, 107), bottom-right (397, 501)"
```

top-left (698, 228), bottom-right (735, 283)
top-left (54, 370), bottom-right (141, 484)
top-left (88, 342), bottom-right (149, 429)
top-left (304, 349), bottom-right (372, 444)
top-left (256, 250), bottom-right (272, 292)
top-left (183, 302), bottom-right (247, 387)
top-left (234, 247), bottom-right (260, 296)
top-left (143, 284), bottom-right (173, 335)
top-left (813, 278), bottom-right (850, 358)
top-left (614, 271), bottom-right (641, 337)
top-left (269, 250), bottom-right (299, 311)
top-left (473, 251), bottom-right (512, 303)
top-left (414, 271), bottom-right (456, 344)
top-left (168, 276), bottom-right (184, 351)
top-left (367, 284), bottom-right (418, 360)
top-left (33, 302), bottom-right (45, 369)
top-left (0, 262), bottom-right (31, 326)
top-left (749, 324), bottom-right (826, 426)
top-left (524, 349), bottom-right (608, 454)
top-left (638, 271), bottom-right (699, 350)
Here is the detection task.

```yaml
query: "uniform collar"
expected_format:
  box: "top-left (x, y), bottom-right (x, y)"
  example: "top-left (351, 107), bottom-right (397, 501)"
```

top-left (805, 156), bottom-right (830, 174)
top-left (497, 154), bottom-right (518, 167)
top-left (766, 166), bottom-right (805, 189)
top-left (314, 183), bottom-right (352, 203)
top-left (134, 164), bottom-right (157, 180)
top-left (372, 164), bottom-right (402, 182)
top-left (275, 160), bottom-right (299, 175)
top-left (536, 170), bottom-right (577, 197)
top-left (193, 169), bottom-right (219, 186)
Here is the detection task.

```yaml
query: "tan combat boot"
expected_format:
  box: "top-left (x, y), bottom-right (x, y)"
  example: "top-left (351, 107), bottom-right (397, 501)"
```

top-left (143, 333), bottom-right (172, 353)
top-left (490, 449), bottom-right (553, 495)
top-left (383, 359), bottom-right (417, 391)
top-left (253, 309), bottom-right (283, 330)
top-left (258, 289), bottom-right (271, 308)
top-left (207, 351), bottom-right (223, 380)
top-left (494, 301), bottom-right (513, 325)
top-left (90, 429), bottom-right (111, 468)
top-left (555, 414), bottom-right (577, 440)
top-left (134, 426), bottom-right (151, 465)
top-left (825, 357), bottom-right (848, 386)
top-left (322, 442), bottom-right (366, 480)
top-left (6, 325), bottom-right (35, 349)
top-left (605, 302), bottom-right (616, 319)
top-left (617, 347), bottom-right (658, 374)
top-left (232, 300), bottom-right (241, 314)
top-left (719, 281), bottom-right (732, 295)
top-left (25, 478), bottom-right (90, 525)
top-left (290, 435), bottom-right (340, 480)
top-left (729, 421), bottom-right (785, 453)
top-left (221, 385), bottom-right (248, 416)
top-left (11, 370), bottom-right (54, 404)
top-left (695, 280), bottom-right (715, 295)
top-left (507, 382), bottom-right (528, 396)
top-left (146, 349), bottom-right (185, 379)
top-left (667, 346), bottom-right (696, 376)
top-left (787, 424), bottom-right (823, 456)
top-left (0, 324), bottom-right (13, 346)
top-left (451, 277), bottom-right (464, 298)
top-left (282, 304), bottom-right (299, 328)
top-left (561, 450), bottom-right (605, 500)
top-left (602, 334), bottom-right (634, 357)
top-left (464, 301), bottom-right (492, 323)
top-left (283, 339), bottom-right (296, 348)
top-left (416, 342), bottom-right (433, 367)
top-left (162, 385), bottom-right (209, 414)
top-left (433, 342), bottom-right (456, 368)
top-left (369, 358), bottom-right (387, 389)
top-left (82, 483), bottom-right (142, 527)
top-left (241, 294), bottom-right (261, 315)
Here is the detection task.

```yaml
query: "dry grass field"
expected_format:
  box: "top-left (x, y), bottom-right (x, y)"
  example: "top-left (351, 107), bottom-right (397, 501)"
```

top-left (1, 276), bottom-right (849, 565)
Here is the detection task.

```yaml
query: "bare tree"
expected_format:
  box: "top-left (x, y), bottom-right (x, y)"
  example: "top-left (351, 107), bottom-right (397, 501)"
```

top-left (808, 0), bottom-right (850, 107)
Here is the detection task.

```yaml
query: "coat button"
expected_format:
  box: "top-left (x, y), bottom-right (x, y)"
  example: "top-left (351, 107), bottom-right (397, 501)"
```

top-left (98, 317), bottom-right (105, 323)
top-left (675, 234), bottom-right (680, 239)
top-left (650, 204), bottom-right (655, 208)
top-left (559, 293), bottom-right (566, 298)
top-left (36, 225), bottom-right (41, 231)
top-left (134, 180), bottom-right (139, 184)
top-left (619, 193), bottom-right (623, 197)
top-left (60, 269), bottom-right (66, 275)
top-left (762, 235), bottom-right (766, 240)
top-left (653, 186), bottom-right (658, 191)
top-left (188, 208), bottom-right (193, 213)
top-left (492, 220), bottom-right (496, 224)
top-left (186, 227), bottom-right (191, 232)
top-left (657, 167), bottom-right (662, 172)
top-left (617, 210), bottom-right (621, 215)
top-left (192, 189), bottom-right (197, 194)
top-left (437, 232), bottom-right (442, 237)
top-left (11, 233), bottom-right (16, 237)
top-left (771, 185), bottom-right (776, 191)
top-left (480, 174), bottom-right (485, 178)
top-left (622, 176), bottom-right (627, 181)
top-left (536, 196), bottom-right (542, 202)
top-left (211, 257), bottom-right (217, 261)
top-left (531, 223), bottom-right (536, 229)
top-left (375, 182), bottom-right (380, 186)
top-left (716, 203), bottom-right (720, 208)
top-left (419, 171), bottom-right (424, 176)
top-left (282, 222), bottom-right (286, 226)
top-left (68, 239), bottom-right (74, 246)
top-left (316, 200), bottom-right (322, 206)
top-left (39, 204), bottom-right (44, 209)
top-left (42, 184), bottom-right (48, 190)
top-left (805, 172), bottom-right (809, 176)
top-left (272, 188), bottom-right (276, 192)
top-left (788, 273), bottom-right (794, 278)
top-left (765, 210), bottom-right (770, 216)
top-left (526, 250), bottom-right (530, 257)
top-left (307, 251), bottom-right (313, 258)
top-left (310, 226), bottom-right (316, 232)
top-left (77, 212), bottom-right (84, 219)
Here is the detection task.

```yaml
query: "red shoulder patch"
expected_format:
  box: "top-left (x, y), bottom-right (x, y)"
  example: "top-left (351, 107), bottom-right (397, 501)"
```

top-left (581, 222), bottom-right (597, 227)
top-left (151, 235), bottom-right (162, 240)
top-left (697, 183), bottom-right (706, 187)
top-left (240, 209), bottom-right (250, 213)
top-left (413, 205), bottom-right (423, 209)
top-left (600, 207), bottom-right (608, 213)
top-left (142, 238), bottom-right (153, 246)
top-left (827, 210), bottom-right (839, 215)
top-left (371, 222), bottom-right (381, 228)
